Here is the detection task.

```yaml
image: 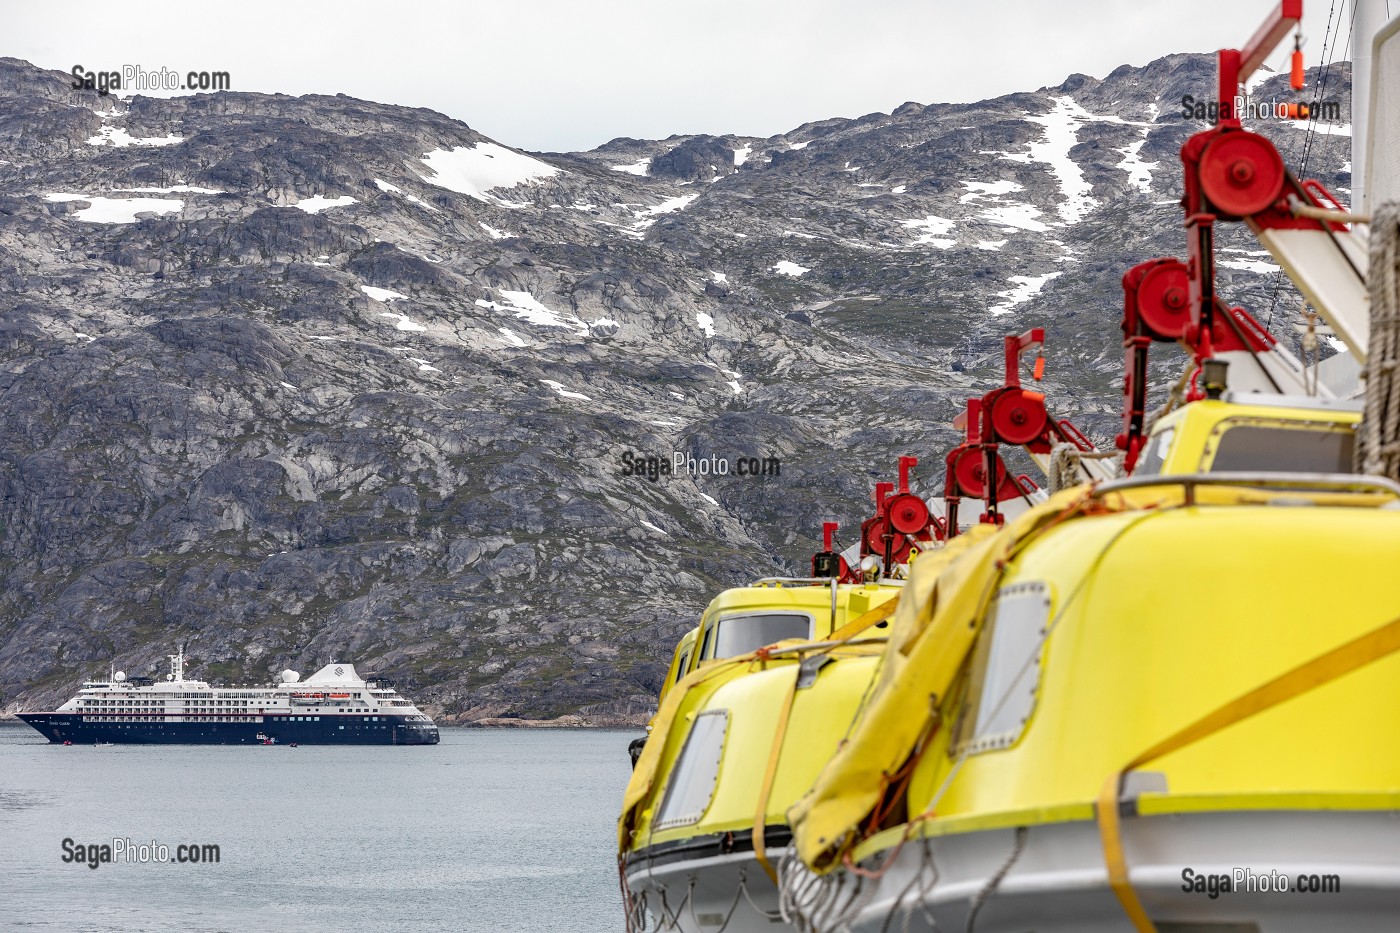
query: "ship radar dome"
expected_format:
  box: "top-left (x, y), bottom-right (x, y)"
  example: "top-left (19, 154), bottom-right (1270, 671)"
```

top-left (281, 670), bottom-right (301, 683)
top-left (113, 671), bottom-right (126, 682)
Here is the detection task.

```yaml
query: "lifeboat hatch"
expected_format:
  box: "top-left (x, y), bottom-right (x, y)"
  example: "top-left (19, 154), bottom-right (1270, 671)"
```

top-left (954, 581), bottom-right (1052, 756)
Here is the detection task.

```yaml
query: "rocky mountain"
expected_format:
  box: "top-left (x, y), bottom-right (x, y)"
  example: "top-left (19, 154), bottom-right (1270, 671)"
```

top-left (0, 54), bottom-right (1352, 722)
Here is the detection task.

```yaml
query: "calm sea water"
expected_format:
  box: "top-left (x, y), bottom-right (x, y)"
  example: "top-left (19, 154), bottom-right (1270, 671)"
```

top-left (0, 723), bottom-right (635, 932)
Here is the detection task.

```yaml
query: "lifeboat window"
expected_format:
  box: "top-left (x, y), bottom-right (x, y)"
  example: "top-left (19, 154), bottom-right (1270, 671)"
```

top-left (954, 582), bottom-right (1051, 756)
top-left (1204, 421), bottom-right (1353, 473)
top-left (1134, 427), bottom-right (1174, 476)
top-left (655, 709), bottom-right (729, 830)
top-left (672, 650), bottom-right (694, 683)
top-left (698, 625), bottom-right (716, 663)
top-left (706, 612), bottom-right (812, 660)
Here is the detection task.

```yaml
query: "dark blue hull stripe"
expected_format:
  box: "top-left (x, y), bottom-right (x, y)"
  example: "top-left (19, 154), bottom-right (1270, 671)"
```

top-left (17, 714), bottom-right (440, 745)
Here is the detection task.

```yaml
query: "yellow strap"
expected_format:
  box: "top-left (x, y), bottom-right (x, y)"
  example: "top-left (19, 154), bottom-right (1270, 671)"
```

top-left (826, 596), bottom-right (899, 643)
top-left (753, 666), bottom-right (801, 885)
top-left (1099, 612), bottom-right (1400, 931)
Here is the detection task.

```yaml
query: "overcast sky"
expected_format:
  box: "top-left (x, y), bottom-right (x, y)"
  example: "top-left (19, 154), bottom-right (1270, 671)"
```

top-left (10, 0), bottom-right (1331, 152)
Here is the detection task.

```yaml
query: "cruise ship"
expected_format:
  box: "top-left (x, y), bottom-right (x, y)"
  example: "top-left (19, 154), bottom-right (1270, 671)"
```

top-left (17, 648), bottom-right (440, 745)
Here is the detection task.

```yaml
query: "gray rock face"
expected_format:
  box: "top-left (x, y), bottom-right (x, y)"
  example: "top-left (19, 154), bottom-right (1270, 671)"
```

top-left (0, 55), bottom-right (1351, 721)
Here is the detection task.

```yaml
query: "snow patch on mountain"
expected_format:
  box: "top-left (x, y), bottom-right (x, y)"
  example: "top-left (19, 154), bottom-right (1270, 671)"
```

top-left (379, 312), bottom-right (427, 332)
top-left (901, 215), bottom-right (957, 248)
top-left (1023, 97), bottom-right (1095, 223)
top-left (1219, 257), bottom-right (1281, 274)
top-left (87, 126), bottom-right (184, 148)
top-left (1021, 95), bottom-right (1155, 223)
top-left (294, 195), bottom-right (357, 214)
top-left (373, 177), bottom-right (438, 211)
top-left (1287, 120), bottom-right (1352, 136)
top-left (44, 193), bottom-right (183, 224)
top-left (1245, 64), bottom-right (1275, 94)
top-left (635, 194), bottom-right (698, 218)
top-left (114, 184), bottom-right (222, 194)
top-left (960, 180), bottom-right (1023, 203)
top-left (540, 379), bottom-right (591, 401)
top-left (989, 272), bottom-right (1062, 315)
top-left (361, 286), bottom-right (408, 302)
top-left (611, 158), bottom-right (651, 176)
top-left (479, 291), bottom-right (590, 334)
top-left (979, 203), bottom-right (1051, 232)
top-left (1116, 139), bottom-right (1157, 193)
top-left (771, 260), bottom-right (810, 277)
top-left (418, 143), bottom-right (561, 202)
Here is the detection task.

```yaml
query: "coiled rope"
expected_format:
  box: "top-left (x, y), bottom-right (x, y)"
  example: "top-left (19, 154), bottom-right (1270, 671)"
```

top-left (1357, 201), bottom-right (1400, 479)
top-left (1047, 444), bottom-right (1122, 493)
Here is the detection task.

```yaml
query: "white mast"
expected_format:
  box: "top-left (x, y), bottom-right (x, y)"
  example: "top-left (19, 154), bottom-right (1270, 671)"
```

top-left (1352, 0), bottom-right (1390, 212)
top-left (168, 647), bottom-right (185, 683)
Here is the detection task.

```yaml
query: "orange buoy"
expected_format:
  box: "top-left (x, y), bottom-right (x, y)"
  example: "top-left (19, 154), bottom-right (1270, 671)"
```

top-left (1291, 42), bottom-right (1305, 89)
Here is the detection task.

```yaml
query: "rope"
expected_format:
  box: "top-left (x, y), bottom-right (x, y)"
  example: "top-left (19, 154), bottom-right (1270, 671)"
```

top-left (779, 844), bottom-right (866, 933)
top-left (965, 827), bottom-right (1028, 932)
top-left (1358, 201), bottom-right (1400, 478)
top-left (878, 836), bottom-right (943, 933)
top-left (1047, 443), bottom-right (1083, 494)
top-left (679, 872), bottom-right (745, 933)
top-left (737, 866), bottom-right (785, 922)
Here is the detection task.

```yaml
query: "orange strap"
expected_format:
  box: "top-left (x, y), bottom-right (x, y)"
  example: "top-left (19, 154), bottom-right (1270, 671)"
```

top-left (826, 597), bottom-right (898, 643)
top-left (753, 666), bottom-right (801, 885)
top-left (1099, 612), bottom-right (1400, 931)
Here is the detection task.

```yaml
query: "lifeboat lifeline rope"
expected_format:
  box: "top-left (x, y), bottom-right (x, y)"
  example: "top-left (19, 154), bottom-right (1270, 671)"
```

top-left (1357, 200), bottom-right (1400, 479)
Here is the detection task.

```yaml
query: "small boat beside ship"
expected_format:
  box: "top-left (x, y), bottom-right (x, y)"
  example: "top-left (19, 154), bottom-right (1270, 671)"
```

top-left (17, 646), bottom-right (439, 746)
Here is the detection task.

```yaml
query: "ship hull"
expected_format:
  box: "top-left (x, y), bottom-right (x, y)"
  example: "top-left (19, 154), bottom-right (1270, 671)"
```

top-left (16, 713), bottom-right (439, 745)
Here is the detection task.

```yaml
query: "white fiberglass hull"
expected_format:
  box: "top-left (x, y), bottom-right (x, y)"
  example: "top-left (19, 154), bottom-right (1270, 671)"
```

top-left (626, 849), bottom-right (784, 933)
top-left (782, 811), bottom-right (1400, 933)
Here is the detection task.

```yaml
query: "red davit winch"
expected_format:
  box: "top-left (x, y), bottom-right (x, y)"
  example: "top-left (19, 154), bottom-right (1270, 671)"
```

top-left (1114, 0), bottom-right (1356, 472)
top-left (811, 456), bottom-right (945, 581)
top-left (947, 330), bottom-right (1095, 531)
